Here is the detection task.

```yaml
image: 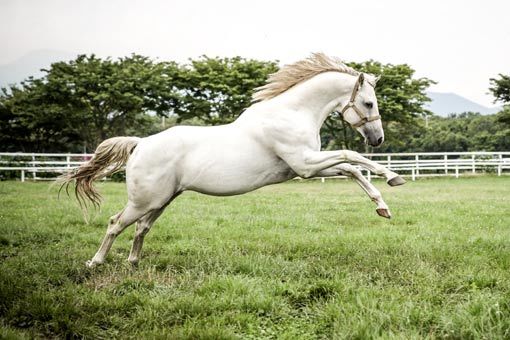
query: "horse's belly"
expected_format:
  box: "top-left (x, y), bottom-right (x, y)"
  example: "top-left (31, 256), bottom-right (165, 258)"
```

top-left (184, 156), bottom-right (295, 196)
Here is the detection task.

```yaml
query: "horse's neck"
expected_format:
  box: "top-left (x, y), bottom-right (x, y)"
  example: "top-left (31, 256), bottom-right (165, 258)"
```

top-left (271, 72), bottom-right (356, 130)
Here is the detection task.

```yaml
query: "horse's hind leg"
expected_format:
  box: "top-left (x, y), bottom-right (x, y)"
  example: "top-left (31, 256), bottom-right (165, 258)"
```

top-left (127, 208), bottom-right (165, 266)
top-left (127, 193), bottom-right (181, 266)
top-left (86, 204), bottom-right (148, 268)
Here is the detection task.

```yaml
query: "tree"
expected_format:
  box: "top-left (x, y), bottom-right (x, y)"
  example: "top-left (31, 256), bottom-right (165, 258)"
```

top-left (321, 61), bottom-right (435, 152)
top-left (0, 77), bottom-right (85, 152)
top-left (489, 74), bottom-right (510, 104)
top-left (393, 112), bottom-right (510, 152)
top-left (1, 54), bottom-right (438, 153)
top-left (496, 107), bottom-right (510, 126)
top-left (0, 54), bottom-right (180, 152)
top-left (489, 74), bottom-right (510, 127)
top-left (172, 56), bottom-right (278, 125)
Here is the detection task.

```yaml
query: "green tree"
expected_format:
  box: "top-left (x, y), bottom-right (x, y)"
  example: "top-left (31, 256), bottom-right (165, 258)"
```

top-left (398, 112), bottom-right (510, 152)
top-left (489, 74), bottom-right (510, 127)
top-left (1, 54), bottom-right (439, 154)
top-left (489, 74), bottom-right (510, 104)
top-left (172, 56), bottom-right (278, 125)
top-left (496, 106), bottom-right (510, 126)
top-left (0, 54), bottom-right (180, 152)
top-left (321, 61), bottom-right (434, 152)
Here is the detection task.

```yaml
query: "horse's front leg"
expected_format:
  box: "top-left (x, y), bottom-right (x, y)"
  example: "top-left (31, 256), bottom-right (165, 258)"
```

top-left (284, 149), bottom-right (405, 186)
top-left (315, 164), bottom-right (391, 218)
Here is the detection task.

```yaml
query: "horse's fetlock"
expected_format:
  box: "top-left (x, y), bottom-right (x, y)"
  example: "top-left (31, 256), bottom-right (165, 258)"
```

top-left (371, 194), bottom-right (382, 202)
top-left (128, 256), bottom-right (139, 266)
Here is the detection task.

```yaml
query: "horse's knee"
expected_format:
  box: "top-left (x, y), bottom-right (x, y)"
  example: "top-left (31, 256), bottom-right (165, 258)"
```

top-left (106, 229), bottom-right (121, 237)
top-left (106, 220), bottom-right (127, 237)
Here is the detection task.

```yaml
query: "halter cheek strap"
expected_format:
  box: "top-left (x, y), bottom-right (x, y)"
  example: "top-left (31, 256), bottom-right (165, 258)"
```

top-left (339, 74), bottom-right (381, 128)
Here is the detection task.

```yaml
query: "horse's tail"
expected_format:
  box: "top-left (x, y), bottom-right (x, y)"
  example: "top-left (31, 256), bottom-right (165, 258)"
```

top-left (58, 136), bottom-right (140, 210)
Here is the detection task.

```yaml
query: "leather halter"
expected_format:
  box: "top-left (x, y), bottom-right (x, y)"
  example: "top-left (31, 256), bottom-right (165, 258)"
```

top-left (339, 73), bottom-right (381, 128)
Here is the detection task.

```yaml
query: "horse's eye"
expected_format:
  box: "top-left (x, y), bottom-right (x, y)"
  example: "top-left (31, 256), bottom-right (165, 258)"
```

top-left (365, 101), bottom-right (373, 109)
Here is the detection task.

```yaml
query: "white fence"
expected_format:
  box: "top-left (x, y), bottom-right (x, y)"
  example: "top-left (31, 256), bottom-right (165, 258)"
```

top-left (1, 151), bottom-right (509, 182)
top-left (360, 151), bottom-right (510, 181)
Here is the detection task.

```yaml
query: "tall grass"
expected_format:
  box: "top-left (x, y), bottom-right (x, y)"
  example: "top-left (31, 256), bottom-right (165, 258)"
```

top-left (1, 177), bottom-right (509, 339)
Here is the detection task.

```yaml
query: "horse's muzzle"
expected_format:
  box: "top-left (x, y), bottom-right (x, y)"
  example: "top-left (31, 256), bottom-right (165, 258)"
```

top-left (366, 135), bottom-right (384, 147)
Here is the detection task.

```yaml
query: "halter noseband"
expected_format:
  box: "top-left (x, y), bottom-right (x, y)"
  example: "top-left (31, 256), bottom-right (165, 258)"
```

top-left (339, 73), bottom-right (381, 128)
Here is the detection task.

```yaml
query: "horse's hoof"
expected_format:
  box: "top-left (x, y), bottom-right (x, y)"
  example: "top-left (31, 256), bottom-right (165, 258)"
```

top-left (128, 258), bottom-right (139, 267)
top-left (376, 208), bottom-right (391, 219)
top-left (85, 260), bottom-right (99, 268)
top-left (387, 176), bottom-right (406, 186)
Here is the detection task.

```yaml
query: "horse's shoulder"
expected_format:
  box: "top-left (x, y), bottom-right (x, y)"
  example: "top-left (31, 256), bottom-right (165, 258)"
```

top-left (250, 115), bottom-right (314, 152)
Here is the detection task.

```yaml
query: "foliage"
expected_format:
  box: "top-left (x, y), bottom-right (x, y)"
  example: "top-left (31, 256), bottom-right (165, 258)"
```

top-left (171, 56), bottom-right (278, 125)
top-left (0, 55), bottom-right (179, 152)
top-left (1, 178), bottom-right (510, 338)
top-left (0, 55), bottom-right (277, 152)
top-left (322, 61), bottom-right (435, 151)
top-left (489, 73), bottom-right (510, 104)
top-left (489, 73), bottom-right (510, 128)
top-left (496, 106), bottom-right (510, 126)
top-left (2, 53), bottom-right (508, 154)
top-left (382, 112), bottom-right (510, 152)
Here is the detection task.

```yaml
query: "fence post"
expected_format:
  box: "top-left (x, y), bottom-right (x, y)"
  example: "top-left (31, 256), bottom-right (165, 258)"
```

top-left (31, 154), bottom-right (36, 180)
top-left (367, 170), bottom-right (371, 182)
top-left (498, 154), bottom-right (503, 176)
top-left (444, 154), bottom-right (448, 174)
top-left (387, 155), bottom-right (391, 168)
top-left (321, 177), bottom-right (325, 183)
top-left (66, 155), bottom-right (71, 168)
top-left (21, 170), bottom-right (25, 182)
top-left (472, 154), bottom-right (476, 174)
top-left (455, 166), bottom-right (459, 178)
top-left (412, 167), bottom-right (416, 181)
top-left (415, 155), bottom-right (419, 176)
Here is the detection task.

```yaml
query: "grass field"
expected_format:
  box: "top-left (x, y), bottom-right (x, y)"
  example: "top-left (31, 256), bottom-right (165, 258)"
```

top-left (1, 176), bottom-right (510, 339)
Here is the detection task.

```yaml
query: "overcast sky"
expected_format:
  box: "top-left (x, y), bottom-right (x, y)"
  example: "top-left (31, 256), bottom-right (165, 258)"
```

top-left (1, 0), bottom-right (509, 107)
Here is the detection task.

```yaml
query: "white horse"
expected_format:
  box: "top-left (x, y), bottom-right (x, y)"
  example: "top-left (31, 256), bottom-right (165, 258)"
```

top-left (60, 53), bottom-right (405, 267)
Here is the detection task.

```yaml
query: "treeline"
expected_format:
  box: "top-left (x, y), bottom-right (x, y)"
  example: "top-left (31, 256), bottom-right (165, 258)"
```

top-left (377, 110), bottom-right (510, 152)
top-left (0, 54), bottom-right (278, 153)
top-left (0, 54), bottom-right (509, 153)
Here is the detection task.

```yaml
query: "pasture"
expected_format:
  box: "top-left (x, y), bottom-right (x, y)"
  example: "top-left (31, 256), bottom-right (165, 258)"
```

top-left (1, 177), bottom-right (509, 339)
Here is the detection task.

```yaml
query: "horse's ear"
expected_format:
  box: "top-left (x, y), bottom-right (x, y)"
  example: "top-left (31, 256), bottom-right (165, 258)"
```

top-left (375, 75), bottom-right (381, 84)
top-left (359, 73), bottom-right (365, 87)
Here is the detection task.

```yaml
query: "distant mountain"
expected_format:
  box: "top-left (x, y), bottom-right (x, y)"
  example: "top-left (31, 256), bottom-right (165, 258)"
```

top-left (0, 49), bottom-right (76, 87)
top-left (426, 92), bottom-right (501, 116)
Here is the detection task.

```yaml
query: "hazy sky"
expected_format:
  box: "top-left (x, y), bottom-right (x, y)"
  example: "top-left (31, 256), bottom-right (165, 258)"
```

top-left (1, 0), bottom-right (509, 107)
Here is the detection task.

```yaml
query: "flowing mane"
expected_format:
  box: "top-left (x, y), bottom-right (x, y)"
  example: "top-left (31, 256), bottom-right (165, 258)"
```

top-left (252, 52), bottom-right (359, 102)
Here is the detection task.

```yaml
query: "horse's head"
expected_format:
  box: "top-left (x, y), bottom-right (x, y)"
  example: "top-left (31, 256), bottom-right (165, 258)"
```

top-left (339, 73), bottom-right (384, 147)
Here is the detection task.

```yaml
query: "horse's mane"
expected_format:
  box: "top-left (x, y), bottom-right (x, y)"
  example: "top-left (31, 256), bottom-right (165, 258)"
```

top-left (252, 52), bottom-right (360, 102)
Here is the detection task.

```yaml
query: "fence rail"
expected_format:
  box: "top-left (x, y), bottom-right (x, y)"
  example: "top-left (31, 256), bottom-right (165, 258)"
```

top-left (1, 151), bottom-right (509, 182)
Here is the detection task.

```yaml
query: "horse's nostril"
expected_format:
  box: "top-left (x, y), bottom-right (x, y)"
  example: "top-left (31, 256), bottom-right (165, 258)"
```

top-left (377, 137), bottom-right (384, 145)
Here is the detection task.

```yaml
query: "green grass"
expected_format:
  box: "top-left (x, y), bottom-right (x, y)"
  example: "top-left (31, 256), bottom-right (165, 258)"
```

top-left (1, 176), bottom-right (510, 339)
